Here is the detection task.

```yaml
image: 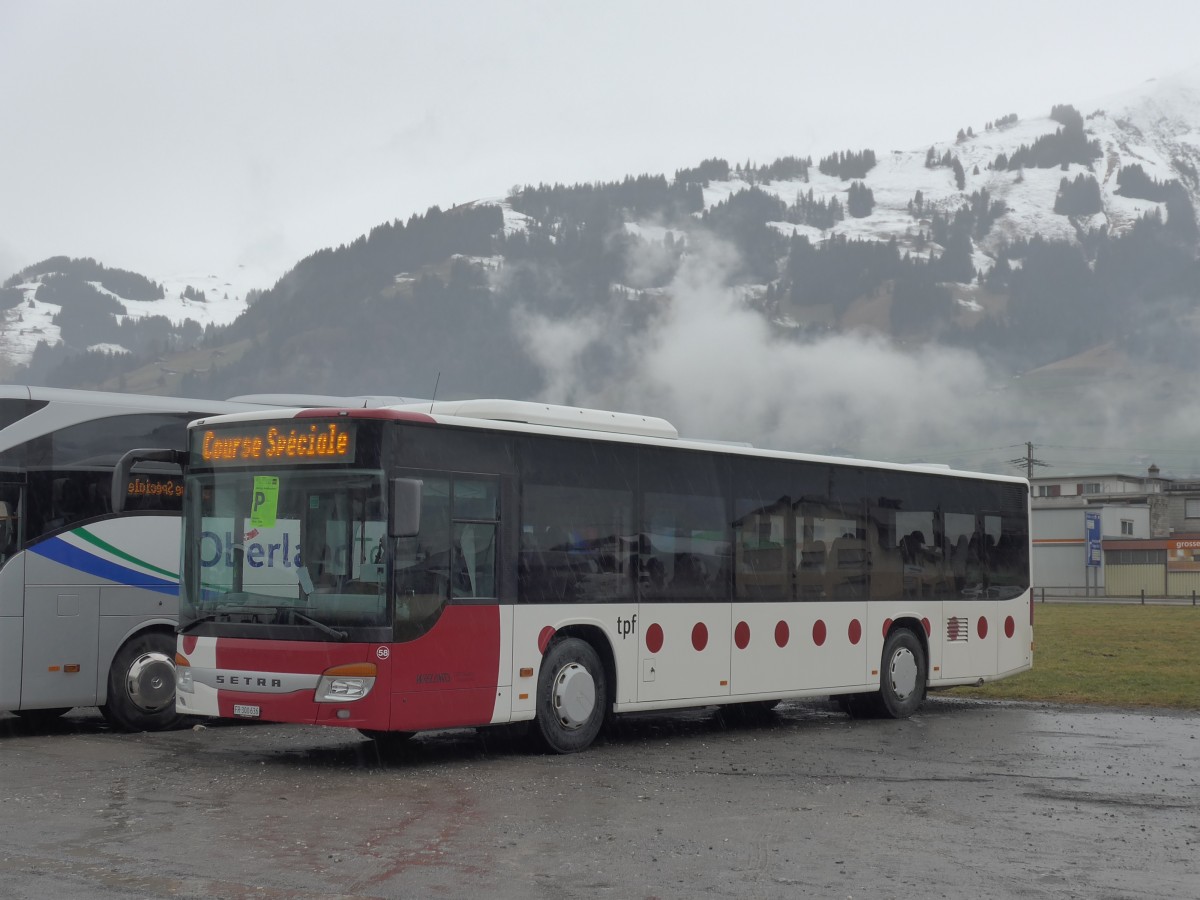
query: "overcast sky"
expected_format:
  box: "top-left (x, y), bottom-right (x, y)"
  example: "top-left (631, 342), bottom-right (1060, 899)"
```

top-left (4, 0), bottom-right (1200, 289)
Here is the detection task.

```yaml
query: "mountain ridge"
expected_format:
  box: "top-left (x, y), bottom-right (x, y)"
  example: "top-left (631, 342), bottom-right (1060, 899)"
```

top-left (5, 72), bottom-right (1200, 475)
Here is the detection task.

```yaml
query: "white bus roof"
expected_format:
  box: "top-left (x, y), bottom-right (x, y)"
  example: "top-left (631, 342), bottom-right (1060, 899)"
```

top-left (394, 399), bottom-right (679, 440)
top-left (191, 397), bottom-right (1027, 486)
top-left (228, 393), bottom-right (423, 408)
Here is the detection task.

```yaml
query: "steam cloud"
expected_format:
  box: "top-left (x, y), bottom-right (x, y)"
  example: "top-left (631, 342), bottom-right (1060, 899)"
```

top-left (510, 231), bottom-right (1200, 476)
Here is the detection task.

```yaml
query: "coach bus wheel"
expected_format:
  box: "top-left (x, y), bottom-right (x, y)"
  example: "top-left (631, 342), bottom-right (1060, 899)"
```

top-left (101, 632), bottom-right (183, 732)
top-left (878, 628), bottom-right (927, 719)
top-left (535, 637), bottom-right (608, 754)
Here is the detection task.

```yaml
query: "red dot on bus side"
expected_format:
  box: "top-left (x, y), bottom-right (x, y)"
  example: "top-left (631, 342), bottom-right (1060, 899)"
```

top-left (734, 621), bottom-right (750, 650)
top-left (922, 617), bottom-right (932, 637)
top-left (692, 622), bottom-right (709, 652)
top-left (775, 620), bottom-right (789, 648)
top-left (977, 617), bottom-right (989, 640)
top-left (848, 619), bottom-right (862, 645)
top-left (948, 618), bottom-right (960, 641)
top-left (882, 618), bottom-right (893, 638)
top-left (812, 620), bottom-right (827, 647)
top-left (538, 626), bottom-right (556, 654)
top-left (646, 623), bottom-right (664, 654)
top-left (1005, 615), bottom-right (1015, 639)
top-left (181, 634), bottom-right (198, 655)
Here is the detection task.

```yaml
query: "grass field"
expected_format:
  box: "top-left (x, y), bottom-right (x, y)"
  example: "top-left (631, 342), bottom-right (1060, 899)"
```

top-left (945, 603), bottom-right (1200, 710)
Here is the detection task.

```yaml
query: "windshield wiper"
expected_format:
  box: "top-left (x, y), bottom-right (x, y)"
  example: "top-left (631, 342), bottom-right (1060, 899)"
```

top-left (289, 610), bottom-right (350, 642)
top-left (179, 605), bottom-right (350, 641)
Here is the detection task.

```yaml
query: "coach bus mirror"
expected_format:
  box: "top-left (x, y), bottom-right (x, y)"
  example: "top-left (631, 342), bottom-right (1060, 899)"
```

top-left (389, 478), bottom-right (422, 538)
top-left (112, 447), bottom-right (187, 514)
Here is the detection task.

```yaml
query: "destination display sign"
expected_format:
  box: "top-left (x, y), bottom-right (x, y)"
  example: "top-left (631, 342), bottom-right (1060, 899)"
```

top-left (193, 421), bottom-right (357, 466)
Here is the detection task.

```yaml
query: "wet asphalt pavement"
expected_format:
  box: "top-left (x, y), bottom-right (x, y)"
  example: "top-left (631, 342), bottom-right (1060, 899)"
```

top-left (1, 697), bottom-right (1197, 899)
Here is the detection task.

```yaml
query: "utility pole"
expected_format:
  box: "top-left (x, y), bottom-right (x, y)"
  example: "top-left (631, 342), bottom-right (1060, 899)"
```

top-left (1009, 441), bottom-right (1049, 479)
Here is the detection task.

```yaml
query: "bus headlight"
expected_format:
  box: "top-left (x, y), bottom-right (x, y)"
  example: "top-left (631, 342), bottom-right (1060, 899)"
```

top-left (314, 663), bottom-right (377, 703)
top-left (175, 654), bottom-right (194, 694)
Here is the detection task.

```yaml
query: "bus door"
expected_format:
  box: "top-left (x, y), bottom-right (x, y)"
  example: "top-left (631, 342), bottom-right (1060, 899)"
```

top-left (0, 480), bottom-right (25, 709)
top-left (636, 472), bottom-right (732, 705)
top-left (940, 514), bottom-right (1002, 680)
top-left (389, 470), bottom-right (506, 730)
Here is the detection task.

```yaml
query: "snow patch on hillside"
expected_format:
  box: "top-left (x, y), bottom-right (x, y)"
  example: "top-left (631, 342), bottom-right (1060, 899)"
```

top-left (683, 72), bottom-right (1200, 274)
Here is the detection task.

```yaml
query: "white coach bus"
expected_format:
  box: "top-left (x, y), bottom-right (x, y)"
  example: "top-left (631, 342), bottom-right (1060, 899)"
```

top-left (0, 386), bottom-right (408, 731)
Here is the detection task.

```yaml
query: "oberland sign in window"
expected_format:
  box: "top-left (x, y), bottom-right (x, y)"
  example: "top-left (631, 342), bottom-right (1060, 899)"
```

top-left (193, 422), bottom-right (357, 466)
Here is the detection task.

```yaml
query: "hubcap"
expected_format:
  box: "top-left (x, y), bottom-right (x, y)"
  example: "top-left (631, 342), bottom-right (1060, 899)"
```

top-left (552, 662), bottom-right (596, 729)
top-left (125, 651), bottom-right (175, 713)
top-left (889, 647), bottom-right (918, 700)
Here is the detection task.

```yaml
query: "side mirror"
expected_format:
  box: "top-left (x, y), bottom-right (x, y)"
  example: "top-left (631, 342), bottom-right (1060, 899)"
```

top-left (112, 448), bottom-right (187, 513)
top-left (389, 478), bottom-right (422, 538)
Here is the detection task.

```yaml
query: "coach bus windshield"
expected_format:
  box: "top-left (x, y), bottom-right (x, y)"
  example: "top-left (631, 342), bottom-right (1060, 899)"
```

top-left (179, 469), bottom-right (389, 637)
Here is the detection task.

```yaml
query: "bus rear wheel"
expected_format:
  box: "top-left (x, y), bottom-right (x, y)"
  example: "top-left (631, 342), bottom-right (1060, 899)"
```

top-left (101, 631), bottom-right (183, 732)
top-left (878, 628), bottom-right (927, 718)
top-left (534, 637), bottom-right (607, 754)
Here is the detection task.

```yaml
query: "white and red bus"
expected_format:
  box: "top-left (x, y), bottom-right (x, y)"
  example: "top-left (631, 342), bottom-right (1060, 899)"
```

top-left (143, 399), bottom-right (1031, 752)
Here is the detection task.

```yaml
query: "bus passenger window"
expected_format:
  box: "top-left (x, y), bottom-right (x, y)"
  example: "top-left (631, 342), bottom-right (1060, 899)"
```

top-left (0, 494), bottom-right (19, 563)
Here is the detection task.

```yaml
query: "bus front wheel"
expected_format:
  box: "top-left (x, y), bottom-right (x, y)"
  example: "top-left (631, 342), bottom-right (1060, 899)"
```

top-left (101, 631), bottom-right (183, 732)
top-left (534, 637), bottom-right (608, 754)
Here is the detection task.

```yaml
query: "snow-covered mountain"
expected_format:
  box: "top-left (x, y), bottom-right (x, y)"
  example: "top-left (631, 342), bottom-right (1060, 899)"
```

top-left (7, 70), bottom-right (1200, 441)
top-left (697, 69), bottom-right (1200, 269)
top-left (1, 271), bottom-right (253, 367)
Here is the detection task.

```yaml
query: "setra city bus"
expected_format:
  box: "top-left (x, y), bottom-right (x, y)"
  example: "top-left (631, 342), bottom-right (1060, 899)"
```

top-left (144, 399), bottom-right (1031, 753)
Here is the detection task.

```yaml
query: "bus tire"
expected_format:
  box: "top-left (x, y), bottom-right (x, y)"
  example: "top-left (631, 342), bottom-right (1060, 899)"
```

top-left (534, 637), bottom-right (607, 754)
top-left (101, 631), bottom-right (183, 732)
top-left (878, 628), bottom-right (927, 719)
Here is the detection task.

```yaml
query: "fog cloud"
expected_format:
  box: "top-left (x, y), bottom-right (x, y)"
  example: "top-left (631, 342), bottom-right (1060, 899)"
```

top-left (516, 232), bottom-right (1028, 468)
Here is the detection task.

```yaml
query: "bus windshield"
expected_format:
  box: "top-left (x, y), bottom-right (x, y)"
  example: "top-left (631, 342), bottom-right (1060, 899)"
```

top-left (180, 469), bottom-right (389, 635)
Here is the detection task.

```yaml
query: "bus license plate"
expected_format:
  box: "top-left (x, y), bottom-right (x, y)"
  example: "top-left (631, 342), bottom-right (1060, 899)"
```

top-left (233, 704), bottom-right (261, 718)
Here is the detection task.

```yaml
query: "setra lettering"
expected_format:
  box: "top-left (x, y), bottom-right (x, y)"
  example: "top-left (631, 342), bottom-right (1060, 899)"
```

top-left (215, 674), bottom-right (283, 688)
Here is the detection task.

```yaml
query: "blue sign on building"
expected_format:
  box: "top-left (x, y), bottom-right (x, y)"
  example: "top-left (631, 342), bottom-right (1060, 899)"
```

top-left (1085, 511), bottom-right (1102, 568)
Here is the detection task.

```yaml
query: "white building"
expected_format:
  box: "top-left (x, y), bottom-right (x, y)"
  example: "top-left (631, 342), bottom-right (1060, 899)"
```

top-left (1030, 469), bottom-right (1163, 594)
